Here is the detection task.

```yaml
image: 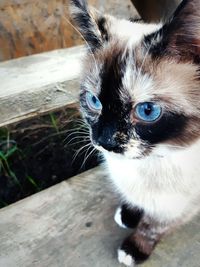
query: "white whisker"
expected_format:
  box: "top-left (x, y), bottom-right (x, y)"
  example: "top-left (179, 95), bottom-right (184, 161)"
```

top-left (81, 147), bottom-right (97, 168)
top-left (72, 143), bottom-right (92, 164)
top-left (158, 144), bottom-right (186, 149)
top-left (65, 139), bottom-right (90, 147)
top-left (63, 130), bottom-right (89, 142)
top-left (62, 13), bottom-right (99, 73)
top-left (134, 39), bottom-right (153, 87)
top-left (64, 135), bottom-right (90, 146)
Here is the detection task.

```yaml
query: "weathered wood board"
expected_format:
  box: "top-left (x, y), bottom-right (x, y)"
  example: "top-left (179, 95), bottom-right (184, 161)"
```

top-left (0, 46), bottom-right (84, 127)
top-left (0, 166), bottom-right (199, 267)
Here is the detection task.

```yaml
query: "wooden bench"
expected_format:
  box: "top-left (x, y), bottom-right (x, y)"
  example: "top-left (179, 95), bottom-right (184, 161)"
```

top-left (0, 166), bottom-right (199, 267)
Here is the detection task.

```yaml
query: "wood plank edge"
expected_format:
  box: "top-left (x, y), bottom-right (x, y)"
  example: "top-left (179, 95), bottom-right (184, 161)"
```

top-left (0, 79), bottom-right (80, 127)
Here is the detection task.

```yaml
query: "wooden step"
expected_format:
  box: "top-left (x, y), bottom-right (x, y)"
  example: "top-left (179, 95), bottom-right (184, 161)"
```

top-left (0, 166), bottom-right (199, 267)
top-left (0, 46), bottom-right (84, 127)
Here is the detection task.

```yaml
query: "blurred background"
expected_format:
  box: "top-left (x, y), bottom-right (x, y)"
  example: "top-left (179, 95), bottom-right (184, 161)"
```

top-left (0, 0), bottom-right (181, 62)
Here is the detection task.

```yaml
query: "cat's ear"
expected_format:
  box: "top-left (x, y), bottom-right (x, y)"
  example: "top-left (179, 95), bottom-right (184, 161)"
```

top-left (150, 0), bottom-right (200, 62)
top-left (69, 0), bottom-right (113, 52)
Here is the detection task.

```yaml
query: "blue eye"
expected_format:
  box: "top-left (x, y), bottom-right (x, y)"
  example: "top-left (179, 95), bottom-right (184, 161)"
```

top-left (135, 102), bottom-right (162, 122)
top-left (85, 91), bottom-right (102, 112)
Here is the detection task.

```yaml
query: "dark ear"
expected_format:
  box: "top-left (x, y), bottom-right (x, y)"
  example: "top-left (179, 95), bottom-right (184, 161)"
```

top-left (148, 0), bottom-right (200, 63)
top-left (69, 0), bottom-right (110, 52)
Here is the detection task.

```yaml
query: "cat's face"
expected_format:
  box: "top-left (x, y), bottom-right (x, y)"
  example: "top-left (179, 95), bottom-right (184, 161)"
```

top-left (70, 0), bottom-right (200, 159)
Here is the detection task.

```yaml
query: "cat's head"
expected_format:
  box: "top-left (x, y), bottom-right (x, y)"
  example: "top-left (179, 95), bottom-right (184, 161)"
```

top-left (70, 0), bottom-right (200, 159)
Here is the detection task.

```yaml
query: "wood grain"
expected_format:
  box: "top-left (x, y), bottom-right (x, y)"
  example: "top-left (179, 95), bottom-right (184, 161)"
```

top-left (0, 46), bottom-right (84, 127)
top-left (0, 166), bottom-right (199, 267)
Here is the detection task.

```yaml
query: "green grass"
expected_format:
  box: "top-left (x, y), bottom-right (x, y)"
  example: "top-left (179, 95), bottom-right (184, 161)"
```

top-left (0, 111), bottom-right (61, 185)
top-left (49, 112), bottom-right (59, 133)
top-left (0, 111), bottom-right (63, 207)
top-left (0, 128), bottom-right (21, 187)
top-left (25, 175), bottom-right (40, 191)
top-left (0, 109), bottom-right (84, 208)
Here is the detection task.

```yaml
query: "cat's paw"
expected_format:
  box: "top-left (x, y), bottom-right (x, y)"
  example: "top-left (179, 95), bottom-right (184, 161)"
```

top-left (118, 236), bottom-right (150, 266)
top-left (118, 249), bottom-right (135, 266)
top-left (114, 206), bottom-right (128, 229)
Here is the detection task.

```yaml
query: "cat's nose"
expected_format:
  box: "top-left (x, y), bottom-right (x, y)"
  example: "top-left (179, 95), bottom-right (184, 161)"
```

top-left (97, 135), bottom-right (118, 152)
top-left (93, 124), bottom-right (122, 152)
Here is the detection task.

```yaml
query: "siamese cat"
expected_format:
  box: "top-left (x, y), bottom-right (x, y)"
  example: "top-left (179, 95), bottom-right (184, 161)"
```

top-left (70, 0), bottom-right (200, 265)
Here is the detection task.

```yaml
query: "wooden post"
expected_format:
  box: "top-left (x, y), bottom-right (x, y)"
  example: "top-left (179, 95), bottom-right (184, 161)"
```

top-left (131, 0), bottom-right (181, 22)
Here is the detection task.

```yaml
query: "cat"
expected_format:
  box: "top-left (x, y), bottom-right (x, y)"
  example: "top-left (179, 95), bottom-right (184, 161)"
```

top-left (69, 0), bottom-right (200, 266)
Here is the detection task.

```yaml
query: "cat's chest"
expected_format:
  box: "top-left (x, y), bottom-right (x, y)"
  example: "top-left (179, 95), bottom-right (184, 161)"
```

top-left (104, 149), bottom-right (200, 222)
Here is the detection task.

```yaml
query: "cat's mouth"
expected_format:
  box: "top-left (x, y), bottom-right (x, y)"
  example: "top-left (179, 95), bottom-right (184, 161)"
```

top-left (92, 141), bottom-right (124, 154)
top-left (93, 142), bottom-right (146, 160)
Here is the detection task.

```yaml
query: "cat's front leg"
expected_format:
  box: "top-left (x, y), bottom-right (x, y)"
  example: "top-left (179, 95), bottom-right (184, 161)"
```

top-left (118, 216), bottom-right (169, 266)
top-left (114, 204), bottom-right (143, 229)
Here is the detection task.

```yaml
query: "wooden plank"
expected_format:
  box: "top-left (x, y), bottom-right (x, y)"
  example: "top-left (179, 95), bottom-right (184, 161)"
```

top-left (0, 46), bottom-right (84, 127)
top-left (0, 166), bottom-right (199, 267)
top-left (131, 0), bottom-right (181, 22)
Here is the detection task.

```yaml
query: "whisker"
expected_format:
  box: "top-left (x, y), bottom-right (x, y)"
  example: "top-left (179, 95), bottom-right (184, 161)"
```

top-left (62, 12), bottom-right (99, 73)
top-left (134, 40), bottom-right (153, 87)
top-left (158, 144), bottom-right (186, 149)
top-left (64, 135), bottom-right (90, 146)
top-left (80, 145), bottom-right (93, 168)
top-left (80, 147), bottom-right (97, 169)
top-left (72, 142), bottom-right (92, 164)
top-left (97, 152), bottom-right (105, 163)
top-left (64, 129), bottom-right (89, 137)
top-left (64, 139), bottom-right (90, 147)
top-left (31, 129), bottom-right (84, 147)
top-left (63, 124), bottom-right (89, 133)
top-left (63, 130), bottom-right (89, 142)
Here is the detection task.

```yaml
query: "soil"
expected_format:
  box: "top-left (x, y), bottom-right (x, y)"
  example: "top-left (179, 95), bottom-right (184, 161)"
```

top-left (0, 108), bottom-right (100, 208)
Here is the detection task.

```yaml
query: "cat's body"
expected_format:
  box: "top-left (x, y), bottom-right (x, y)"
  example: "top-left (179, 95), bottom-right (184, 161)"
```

top-left (70, 0), bottom-right (200, 265)
top-left (106, 140), bottom-right (200, 223)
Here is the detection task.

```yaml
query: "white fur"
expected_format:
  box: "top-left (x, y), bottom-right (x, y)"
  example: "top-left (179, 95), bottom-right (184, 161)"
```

top-left (108, 17), bottom-right (162, 46)
top-left (118, 249), bottom-right (135, 266)
top-left (103, 139), bottom-right (200, 223)
top-left (123, 69), bottom-right (155, 104)
top-left (114, 206), bottom-right (127, 229)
